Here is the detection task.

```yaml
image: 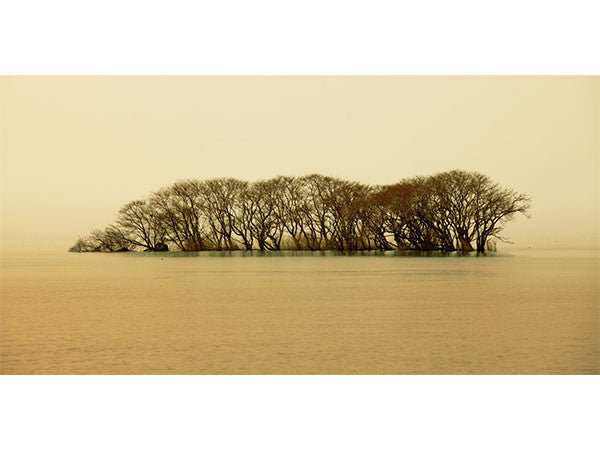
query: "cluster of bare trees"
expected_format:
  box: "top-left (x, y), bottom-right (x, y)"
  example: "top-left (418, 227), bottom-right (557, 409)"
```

top-left (70, 170), bottom-right (531, 254)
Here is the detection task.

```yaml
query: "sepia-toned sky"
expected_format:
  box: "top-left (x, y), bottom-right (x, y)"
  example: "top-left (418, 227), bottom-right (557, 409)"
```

top-left (1, 76), bottom-right (598, 251)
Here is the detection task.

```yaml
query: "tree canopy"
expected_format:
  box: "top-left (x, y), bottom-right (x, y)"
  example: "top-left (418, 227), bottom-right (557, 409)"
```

top-left (70, 170), bottom-right (531, 253)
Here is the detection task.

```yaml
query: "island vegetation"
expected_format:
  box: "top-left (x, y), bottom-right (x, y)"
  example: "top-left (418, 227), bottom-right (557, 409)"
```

top-left (70, 170), bottom-right (531, 254)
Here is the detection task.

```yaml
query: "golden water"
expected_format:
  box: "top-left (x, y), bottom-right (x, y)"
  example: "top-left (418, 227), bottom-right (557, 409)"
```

top-left (1, 249), bottom-right (598, 374)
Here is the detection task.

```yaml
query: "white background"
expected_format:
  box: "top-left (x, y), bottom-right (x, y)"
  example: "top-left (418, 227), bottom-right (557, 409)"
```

top-left (1, 1), bottom-right (598, 449)
top-left (1, 0), bottom-right (599, 74)
top-left (1, 376), bottom-right (599, 449)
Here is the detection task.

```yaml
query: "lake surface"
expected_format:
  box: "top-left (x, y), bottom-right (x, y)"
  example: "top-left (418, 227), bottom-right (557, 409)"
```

top-left (1, 249), bottom-right (598, 374)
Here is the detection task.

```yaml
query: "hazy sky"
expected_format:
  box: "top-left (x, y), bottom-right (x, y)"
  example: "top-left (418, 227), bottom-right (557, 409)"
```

top-left (1, 76), bottom-right (598, 251)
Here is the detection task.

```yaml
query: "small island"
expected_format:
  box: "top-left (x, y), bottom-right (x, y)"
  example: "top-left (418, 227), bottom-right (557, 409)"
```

top-left (70, 170), bottom-right (531, 254)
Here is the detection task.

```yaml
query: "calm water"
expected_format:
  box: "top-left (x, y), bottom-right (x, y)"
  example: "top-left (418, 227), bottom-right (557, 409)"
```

top-left (1, 249), bottom-right (598, 374)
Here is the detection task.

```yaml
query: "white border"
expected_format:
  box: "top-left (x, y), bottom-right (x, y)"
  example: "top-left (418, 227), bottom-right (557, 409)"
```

top-left (1, 0), bottom-right (599, 74)
top-left (1, 376), bottom-right (598, 450)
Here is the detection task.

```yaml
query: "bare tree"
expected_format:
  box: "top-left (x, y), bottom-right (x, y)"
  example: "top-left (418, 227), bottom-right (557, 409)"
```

top-left (249, 179), bottom-right (284, 250)
top-left (116, 199), bottom-right (169, 251)
top-left (88, 226), bottom-right (134, 252)
top-left (201, 178), bottom-right (249, 250)
top-left (472, 182), bottom-right (531, 252)
top-left (69, 236), bottom-right (95, 252)
top-left (71, 171), bottom-right (531, 254)
top-left (269, 176), bottom-right (305, 249)
top-left (151, 180), bottom-right (209, 250)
